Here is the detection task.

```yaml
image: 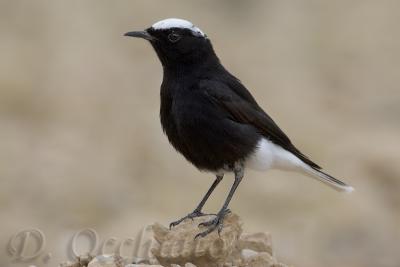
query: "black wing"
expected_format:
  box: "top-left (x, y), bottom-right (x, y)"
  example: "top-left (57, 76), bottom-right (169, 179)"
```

top-left (201, 78), bottom-right (321, 169)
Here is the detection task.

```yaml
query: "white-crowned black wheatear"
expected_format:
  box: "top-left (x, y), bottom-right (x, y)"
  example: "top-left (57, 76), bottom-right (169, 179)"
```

top-left (125, 18), bottom-right (354, 238)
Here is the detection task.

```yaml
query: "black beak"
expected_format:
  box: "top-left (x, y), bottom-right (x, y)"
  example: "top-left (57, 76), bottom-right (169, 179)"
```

top-left (124, 30), bottom-right (154, 41)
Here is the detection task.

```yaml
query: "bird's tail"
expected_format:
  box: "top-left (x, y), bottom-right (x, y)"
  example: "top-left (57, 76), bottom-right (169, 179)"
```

top-left (300, 165), bottom-right (354, 193)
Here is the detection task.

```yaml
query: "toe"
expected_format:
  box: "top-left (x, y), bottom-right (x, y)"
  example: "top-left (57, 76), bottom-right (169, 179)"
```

top-left (217, 223), bottom-right (224, 234)
top-left (198, 219), bottom-right (215, 228)
top-left (169, 221), bottom-right (177, 229)
top-left (169, 218), bottom-right (185, 229)
top-left (195, 226), bottom-right (216, 239)
top-left (195, 209), bottom-right (230, 238)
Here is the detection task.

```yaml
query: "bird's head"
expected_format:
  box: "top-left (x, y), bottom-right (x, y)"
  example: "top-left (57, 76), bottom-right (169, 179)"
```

top-left (125, 18), bottom-right (217, 67)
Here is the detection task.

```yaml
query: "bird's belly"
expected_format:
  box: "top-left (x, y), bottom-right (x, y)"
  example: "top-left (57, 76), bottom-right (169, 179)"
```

top-left (161, 91), bottom-right (260, 171)
top-left (246, 137), bottom-right (303, 171)
top-left (164, 115), bottom-right (259, 171)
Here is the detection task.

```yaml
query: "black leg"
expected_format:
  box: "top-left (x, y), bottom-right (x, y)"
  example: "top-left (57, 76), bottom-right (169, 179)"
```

top-left (195, 163), bottom-right (244, 239)
top-left (169, 174), bottom-right (224, 228)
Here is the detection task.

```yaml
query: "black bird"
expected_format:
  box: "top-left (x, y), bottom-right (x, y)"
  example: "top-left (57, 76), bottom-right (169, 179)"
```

top-left (125, 18), bottom-right (353, 238)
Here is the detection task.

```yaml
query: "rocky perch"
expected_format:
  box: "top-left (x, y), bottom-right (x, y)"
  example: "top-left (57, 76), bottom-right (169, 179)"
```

top-left (60, 213), bottom-right (290, 267)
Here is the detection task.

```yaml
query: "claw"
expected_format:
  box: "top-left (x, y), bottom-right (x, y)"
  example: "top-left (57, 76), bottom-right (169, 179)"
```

top-left (170, 210), bottom-right (214, 229)
top-left (195, 209), bottom-right (230, 239)
top-left (169, 218), bottom-right (185, 229)
top-left (198, 220), bottom-right (212, 228)
top-left (195, 228), bottom-right (214, 239)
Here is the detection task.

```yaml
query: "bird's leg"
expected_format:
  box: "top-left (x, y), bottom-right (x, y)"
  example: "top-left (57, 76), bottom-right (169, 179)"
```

top-left (169, 174), bottom-right (223, 229)
top-left (195, 162), bottom-right (244, 239)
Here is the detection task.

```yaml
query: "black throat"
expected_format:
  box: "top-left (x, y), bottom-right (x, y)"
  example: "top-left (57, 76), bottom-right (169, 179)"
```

top-left (158, 40), bottom-right (225, 105)
top-left (153, 39), bottom-right (221, 76)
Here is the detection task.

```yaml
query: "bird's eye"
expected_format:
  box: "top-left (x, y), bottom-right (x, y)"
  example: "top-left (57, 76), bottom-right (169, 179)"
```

top-left (168, 33), bottom-right (181, 43)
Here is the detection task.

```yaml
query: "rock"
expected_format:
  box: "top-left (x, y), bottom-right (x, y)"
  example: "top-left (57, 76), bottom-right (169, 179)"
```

top-left (243, 251), bottom-right (277, 267)
top-left (129, 225), bottom-right (160, 265)
top-left (78, 254), bottom-right (94, 267)
top-left (87, 254), bottom-right (125, 267)
top-left (240, 248), bottom-right (259, 260)
top-left (59, 254), bottom-right (94, 267)
top-left (151, 213), bottom-right (242, 267)
top-left (125, 265), bottom-right (163, 267)
top-left (59, 261), bottom-right (79, 267)
top-left (238, 232), bottom-right (273, 255)
top-left (59, 213), bottom-right (290, 267)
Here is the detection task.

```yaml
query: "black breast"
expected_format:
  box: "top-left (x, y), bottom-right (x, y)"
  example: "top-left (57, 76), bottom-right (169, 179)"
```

top-left (160, 79), bottom-right (260, 172)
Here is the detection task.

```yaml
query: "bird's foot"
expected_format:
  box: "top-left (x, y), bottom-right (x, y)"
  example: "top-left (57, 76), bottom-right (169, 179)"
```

top-left (195, 209), bottom-right (231, 239)
top-left (169, 210), bottom-right (214, 229)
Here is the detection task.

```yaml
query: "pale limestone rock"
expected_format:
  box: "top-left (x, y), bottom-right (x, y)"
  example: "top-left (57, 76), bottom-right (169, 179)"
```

top-left (239, 232), bottom-right (273, 255)
top-left (59, 261), bottom-right (78, 267)
top-left (60, 213), bottom-right (290, 267)
top-left (125, 265), bottom-right (163, 267)
top-left (78, 254), bottom-right (94, 267)
top-left (240, 248), bottom-right (259, 260)
top-left (152, 213), bottom-right (242, 267)
top-left (149, 213), bottom-right (290, 267)
top-left (128, 225), bottom-right (160, 265)
top-left (164, 264), bottom-right (197, 267)
top-left (87, 254), bottom-right (125, 267)
top-left (59, 254), bottom-right (93, 267)
top-left (242, 251), bottom-right (277, 267)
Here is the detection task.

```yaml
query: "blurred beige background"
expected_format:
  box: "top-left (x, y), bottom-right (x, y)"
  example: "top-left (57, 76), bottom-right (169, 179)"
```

top-left (1, 1), bottom-right (399, 267)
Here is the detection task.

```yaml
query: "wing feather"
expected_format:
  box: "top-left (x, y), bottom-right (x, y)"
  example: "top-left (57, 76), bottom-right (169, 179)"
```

top-left (202, 79), bottom-right (321, 169)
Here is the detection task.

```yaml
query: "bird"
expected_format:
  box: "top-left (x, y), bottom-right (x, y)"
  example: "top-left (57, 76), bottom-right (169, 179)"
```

top-left (124, 18), bottom-right (354, 238)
